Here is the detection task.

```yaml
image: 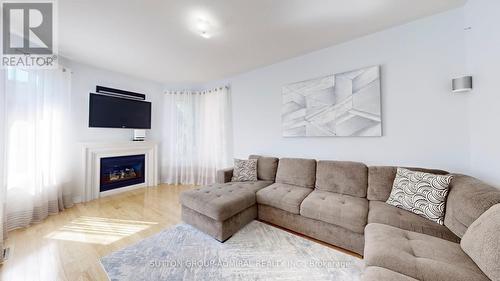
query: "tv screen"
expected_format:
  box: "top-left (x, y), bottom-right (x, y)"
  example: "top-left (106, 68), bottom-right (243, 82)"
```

top-left (89, 93), bottom-right (151, 129)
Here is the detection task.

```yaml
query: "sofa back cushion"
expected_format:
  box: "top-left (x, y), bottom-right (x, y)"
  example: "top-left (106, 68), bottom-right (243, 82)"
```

top-left (367, 166), bottom-right (448, 201)
top-left (275, 158), bottom-right (316, 188)
top-left (461, 204), bottom-right (500, 281)
top-left (315, 160), bottom-right (368, 197)
top-left (445, 174), bottom-right (500, 238)
top-left (249, 155), bottom-right (279, 181)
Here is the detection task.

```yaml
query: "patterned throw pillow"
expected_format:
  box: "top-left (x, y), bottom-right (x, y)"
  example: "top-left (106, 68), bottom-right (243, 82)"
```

top-left (386, 168), bottom-right (453, 225)
top-left (231, 159), bottom-right (258, 182)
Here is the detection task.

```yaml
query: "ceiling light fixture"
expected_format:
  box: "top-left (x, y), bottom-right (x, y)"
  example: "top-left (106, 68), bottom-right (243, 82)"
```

top-left (196, 18), bottom-right (212, 39)
top-left (187, 9), bottom-right (219, 39)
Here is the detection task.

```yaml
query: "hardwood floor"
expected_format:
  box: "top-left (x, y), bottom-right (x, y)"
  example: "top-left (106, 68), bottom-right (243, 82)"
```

top-left (0, 184), bottom-right (362, 281)
top-left (0, 184), bottom-right (194, 281)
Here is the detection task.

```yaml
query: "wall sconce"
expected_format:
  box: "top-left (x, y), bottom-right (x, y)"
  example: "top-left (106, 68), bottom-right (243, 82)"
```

top-left (452, 76), bottom-right (473, 93)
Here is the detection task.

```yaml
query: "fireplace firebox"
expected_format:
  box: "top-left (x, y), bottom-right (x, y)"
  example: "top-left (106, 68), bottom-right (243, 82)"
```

top-left (100, 154), bottom-right (145, 192)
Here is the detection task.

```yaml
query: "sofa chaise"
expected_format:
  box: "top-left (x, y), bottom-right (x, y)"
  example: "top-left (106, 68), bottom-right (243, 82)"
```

top-left (180, 155), bottom-right (278, 241)
top-left (180, 155), bottom-right (500, 281)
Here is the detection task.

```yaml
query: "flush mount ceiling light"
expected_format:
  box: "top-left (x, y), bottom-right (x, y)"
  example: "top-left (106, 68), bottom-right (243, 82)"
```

top-left (196, 18), bottom-right (212, 39)
top-left (188, 9), bottom-right (218, 39)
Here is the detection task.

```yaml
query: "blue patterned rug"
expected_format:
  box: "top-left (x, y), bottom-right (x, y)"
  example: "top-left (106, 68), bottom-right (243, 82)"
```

top-left (100, 221), bottom-right (363, 281)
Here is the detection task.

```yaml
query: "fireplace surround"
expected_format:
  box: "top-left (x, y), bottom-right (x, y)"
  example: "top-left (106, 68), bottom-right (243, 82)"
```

top-left (80, 141), bottom-right (158, 202)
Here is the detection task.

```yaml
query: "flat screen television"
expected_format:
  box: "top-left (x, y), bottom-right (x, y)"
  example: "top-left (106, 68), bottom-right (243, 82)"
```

top-left (89, 93), bottom-right (151, 129)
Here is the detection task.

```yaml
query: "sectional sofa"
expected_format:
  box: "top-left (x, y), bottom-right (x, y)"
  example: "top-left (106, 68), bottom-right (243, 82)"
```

top-left (180, 155), bottom-right (500, 281)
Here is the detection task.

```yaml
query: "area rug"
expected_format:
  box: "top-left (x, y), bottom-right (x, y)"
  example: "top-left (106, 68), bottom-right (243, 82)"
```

top-left (100, 221), bottom-right (363, 281)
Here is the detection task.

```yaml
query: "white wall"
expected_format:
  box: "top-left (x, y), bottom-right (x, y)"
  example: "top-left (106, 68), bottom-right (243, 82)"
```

top-left (60, 58), bottom-right (173, 201)
top-left (62, 59), bottom-right (165, 143)
top-left (214, 8), bottom-right (471, 174)
top-left (465, 0), bottom-right (500, 186)
top-left (60, 3), bottom-right (500, 189)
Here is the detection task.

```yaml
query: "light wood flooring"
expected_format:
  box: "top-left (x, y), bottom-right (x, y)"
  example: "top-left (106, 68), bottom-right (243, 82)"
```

top-left (0, 184), bottom-right (361, 281)
top-left (0, 184), bottom-right (193, 281)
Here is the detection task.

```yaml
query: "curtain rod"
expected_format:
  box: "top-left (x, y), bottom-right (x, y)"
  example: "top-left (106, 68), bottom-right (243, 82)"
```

top-left (165, 85), bottom-right (230, 95)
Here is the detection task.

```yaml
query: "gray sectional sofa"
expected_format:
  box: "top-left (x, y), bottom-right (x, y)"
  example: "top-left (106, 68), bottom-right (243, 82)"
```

top-left (180, 155), bottom-right (500, 281)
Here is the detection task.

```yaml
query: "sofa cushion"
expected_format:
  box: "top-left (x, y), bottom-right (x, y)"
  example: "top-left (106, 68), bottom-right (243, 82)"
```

top-left (315, 160), bottom-right (368, 197)
top-left (300, 190), bottom-right (368, 233)
top-left (231, 158), bottom-right (258, 182)
top-left (445, 174), bottom-right (500, 238)
top-left (367, 166), bottom-right (448, 201)
top-left (256, 183), bottom-right (313, 214)
top-left (386, 168), bottom-right (453, 225)
top-left (364, 223), bottom-right (489, 281)
top-left (180, 181), bottom-right (273, 221)
top-left (362, 266), bottom-right (418, 281)
top-left (221, 181), bottom-right (273, 194)
top-left (258, 204), bottom-right (365, 255)
top-left (249, 155), bottom-right (279, 181)
top-left (275, 158), bottom-right (316, 188)
top-left (368, 201), bottom-right (459, 243)
top-left (461, 204), bottom-right (500, 281)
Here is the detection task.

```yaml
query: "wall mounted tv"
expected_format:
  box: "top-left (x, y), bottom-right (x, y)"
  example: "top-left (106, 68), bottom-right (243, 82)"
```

top-left (89, 93), bottom-right (151, 129)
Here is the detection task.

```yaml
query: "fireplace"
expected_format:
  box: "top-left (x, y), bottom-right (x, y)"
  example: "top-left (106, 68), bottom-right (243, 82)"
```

top-left (100, 154), bottom-right (145, 192)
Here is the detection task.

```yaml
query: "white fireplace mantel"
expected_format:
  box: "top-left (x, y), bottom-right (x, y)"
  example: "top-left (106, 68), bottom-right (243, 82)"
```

top-left (80, 141), bottom-right (159, 202)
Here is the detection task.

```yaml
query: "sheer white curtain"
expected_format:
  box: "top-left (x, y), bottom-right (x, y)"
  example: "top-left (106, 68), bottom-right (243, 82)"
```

top-left (0, 70), bottom-right (5, 261)
top-left (162, 87), bottom-right (232, 185)
top-left (0, 68), bottom-right (72, 241)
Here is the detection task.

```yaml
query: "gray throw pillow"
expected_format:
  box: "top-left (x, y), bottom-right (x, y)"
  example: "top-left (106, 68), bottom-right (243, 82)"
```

top-left (386, 167), bottom-right (453, 225)
top-left (231, 159), bottom-right (258, 182)
top-left (461, 204), bottom-right (500, 281)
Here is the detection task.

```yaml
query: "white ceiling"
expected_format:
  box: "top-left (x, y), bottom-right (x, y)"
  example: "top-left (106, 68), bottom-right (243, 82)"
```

top-left (59, 0), bottom-right (466, 84)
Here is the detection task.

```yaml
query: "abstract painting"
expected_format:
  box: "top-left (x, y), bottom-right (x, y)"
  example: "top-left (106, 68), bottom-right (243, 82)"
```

top-left (282, 66), bottom-right (382, 137)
